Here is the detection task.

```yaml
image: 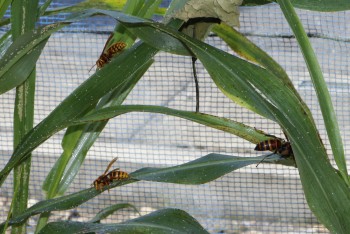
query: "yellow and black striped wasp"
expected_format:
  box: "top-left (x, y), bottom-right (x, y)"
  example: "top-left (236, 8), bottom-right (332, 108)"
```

top-left (254, 133), bottom-right (293, 167)
top-left (93, 157), bottom-right (129, 191)
top-left (89, 34), bottom-right (127, 72)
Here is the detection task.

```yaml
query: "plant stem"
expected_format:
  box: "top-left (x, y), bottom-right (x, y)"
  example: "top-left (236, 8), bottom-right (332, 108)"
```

top-left (10, 0), bottom-right (39, 233)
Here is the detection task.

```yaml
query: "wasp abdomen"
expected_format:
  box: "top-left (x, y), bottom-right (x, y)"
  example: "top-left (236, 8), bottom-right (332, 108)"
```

top-left (107, 42), bottom-right (127, 55)
top-left (92, 157), bottom-right (129, 191)
top-left (96, 42), bottom-right (127, 69)
top-left (254, 139), bottom-right (282, 151)
top-left (108, 169), bottom-right (129, 181)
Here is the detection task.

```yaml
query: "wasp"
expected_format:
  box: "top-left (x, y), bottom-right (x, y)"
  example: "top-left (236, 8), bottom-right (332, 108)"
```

top-left (89, 34), bottom-right (127, 72)
top-left (255, 134), bottom-right (293, 167)
top-left (93, 157), bottom-right (129, 191)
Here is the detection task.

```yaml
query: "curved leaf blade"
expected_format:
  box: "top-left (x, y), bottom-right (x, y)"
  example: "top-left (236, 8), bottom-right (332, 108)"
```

top-left (39, 209), bottom-right (209, 234)
top-left (42, 2), bottom-right (161, 199)
top-left (212, 23), bottom-right (317, 128)
top-left (278, 0), bottom-right (348, 184)
top-left (100, 14), bottom-right (350, 232)
top-left (0, 42), bottom-right (158, 185)
top-left (42, 59), bottom-right (153, 198)
top-left (131, 153), bottom-right (291, 184)
top-left (178, 23), bottom-right (350, 233)
top-left (0, 153), bottom-right (288, 230)
top-left (0, 9), bottom-right (150, 95)
top-left (75, 105), bottom-right (269, 144)
top-left (89, 203), bottom-right (140, 223)
top-left (0, 24), bottom-right (62, 94)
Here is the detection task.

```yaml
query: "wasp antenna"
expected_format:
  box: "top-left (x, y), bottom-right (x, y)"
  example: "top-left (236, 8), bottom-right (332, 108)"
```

top-left (103, 157), bottom-right (118, 175)
top-left (89, 64), bottom-right (97, 73)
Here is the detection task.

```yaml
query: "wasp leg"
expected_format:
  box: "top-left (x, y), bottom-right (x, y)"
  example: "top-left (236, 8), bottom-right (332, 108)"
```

top-left (256, 152), bottom-right (275, 167)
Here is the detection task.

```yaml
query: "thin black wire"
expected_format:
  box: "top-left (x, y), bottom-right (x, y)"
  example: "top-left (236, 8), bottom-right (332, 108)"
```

top-left (191, 57), bottom-right (199, 113)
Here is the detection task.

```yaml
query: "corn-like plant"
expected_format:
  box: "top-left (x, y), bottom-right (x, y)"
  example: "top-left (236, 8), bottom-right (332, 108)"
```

top-left (0, 0), bottom-right (349, 233)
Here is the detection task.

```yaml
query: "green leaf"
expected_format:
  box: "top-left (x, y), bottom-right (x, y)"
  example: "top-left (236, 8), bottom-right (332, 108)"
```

top-left (0, 9), bottom-right (143, 95)
top-left (89, 203), bottom-right (140, 223)
top-left (76, 105), bottom-right (270, 144)
top-left (43, 2), bottom-right (163, 199)
top-left (212, 23), bottom-right (290, 84)
top-left (170, 19), bottom-right (350, 233)
top-left (277, 0), bottom-right (348, 185)
top-left (0, 9), bottom-right (175, 185)
top-left (243, 0), bottom-right (350, 10)
top-left (39, 209), bottom-right (209, 234)
top-left (11, 0), bottom-right (40, 233)
top-left (289, 0), bottom-right (350, 11)
top-left (0, 153), bottom-right (288, 230)
top-left (90, 13), bottom-right (350, 232)
top-left (38, 0), bottom-right (53, 16)
top-left (131, 153), bottom-right (292, 184)
top-left (0, 39), bottom-right (48, 95)
top-left (79, 10), bottom-right (278, 120)
top-left (0, 0), bottom-right (11, 20)
top-left (43, 60), bottom-right (153, 197)
top-left (0, 31), bottom-right (12, 57)
top-left (241, 0), bottom-right (273, 6)
top-left (75, 9), bottom-right (190, 56)
top-left (275, 0), bottom-right (350, 232)
top-left (0, 42), bottom-right (158, 186)
top-left (0, 24), bottom-right (65, 94)
top-left (41, 125), bottom-right (86, 197)
top-left (1, 11), bottom-right (97, 93)
top-left (211, 23), bottom-right (317, 130)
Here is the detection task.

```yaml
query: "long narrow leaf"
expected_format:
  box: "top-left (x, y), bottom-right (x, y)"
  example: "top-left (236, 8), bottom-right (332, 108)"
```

top-left (0, 11), bottom-right (115, 94)
top-left (0, 9), bottom-right (176, 95)
top-left (0, 42), bottom-right (158, 186)
top-left (0, 30), bottom-right (12, 58)
top-left (0, 9), bottom-right (174, 184)
top-left (89, 203), bottom-right (140, 223)
top-left (93, 12), bottom-right (350, 232)
top-left (39, 209), bottom-right (209, 234)
top-left (43, 0), bottom-right (164, 198)
top-left (131, 153), bottom-right (292, 184)
top-left (289, 0), bottom-right (350, 11)
top-left (241, 0), bottom-right (272, 6)
top-left (0, 0), bottom-right (11, 20)
top-left (0, 24), bottom-right (65, 94)
top-left (277, 0), bottom-right (349, 185)
top-left (76, 105), bottom-right (271, 144)
top-left (169, 22), bottom-right (350, 233)
top-left (0, 153), bottom-right (288, 230)
top-left (11, 0), bottom-right (40, 233)
top-left (43, 60), bottom-right (153, 197)
top-left (0, 39), bottom-right (48, 95)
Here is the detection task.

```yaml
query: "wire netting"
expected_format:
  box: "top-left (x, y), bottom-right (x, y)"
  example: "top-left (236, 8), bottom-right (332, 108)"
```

top-left (1, 1), bottom-right (349, 233)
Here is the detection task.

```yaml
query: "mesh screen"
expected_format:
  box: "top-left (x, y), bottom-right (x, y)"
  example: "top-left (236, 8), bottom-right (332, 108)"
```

top-left (1, 1), bottom-right (349, 233)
